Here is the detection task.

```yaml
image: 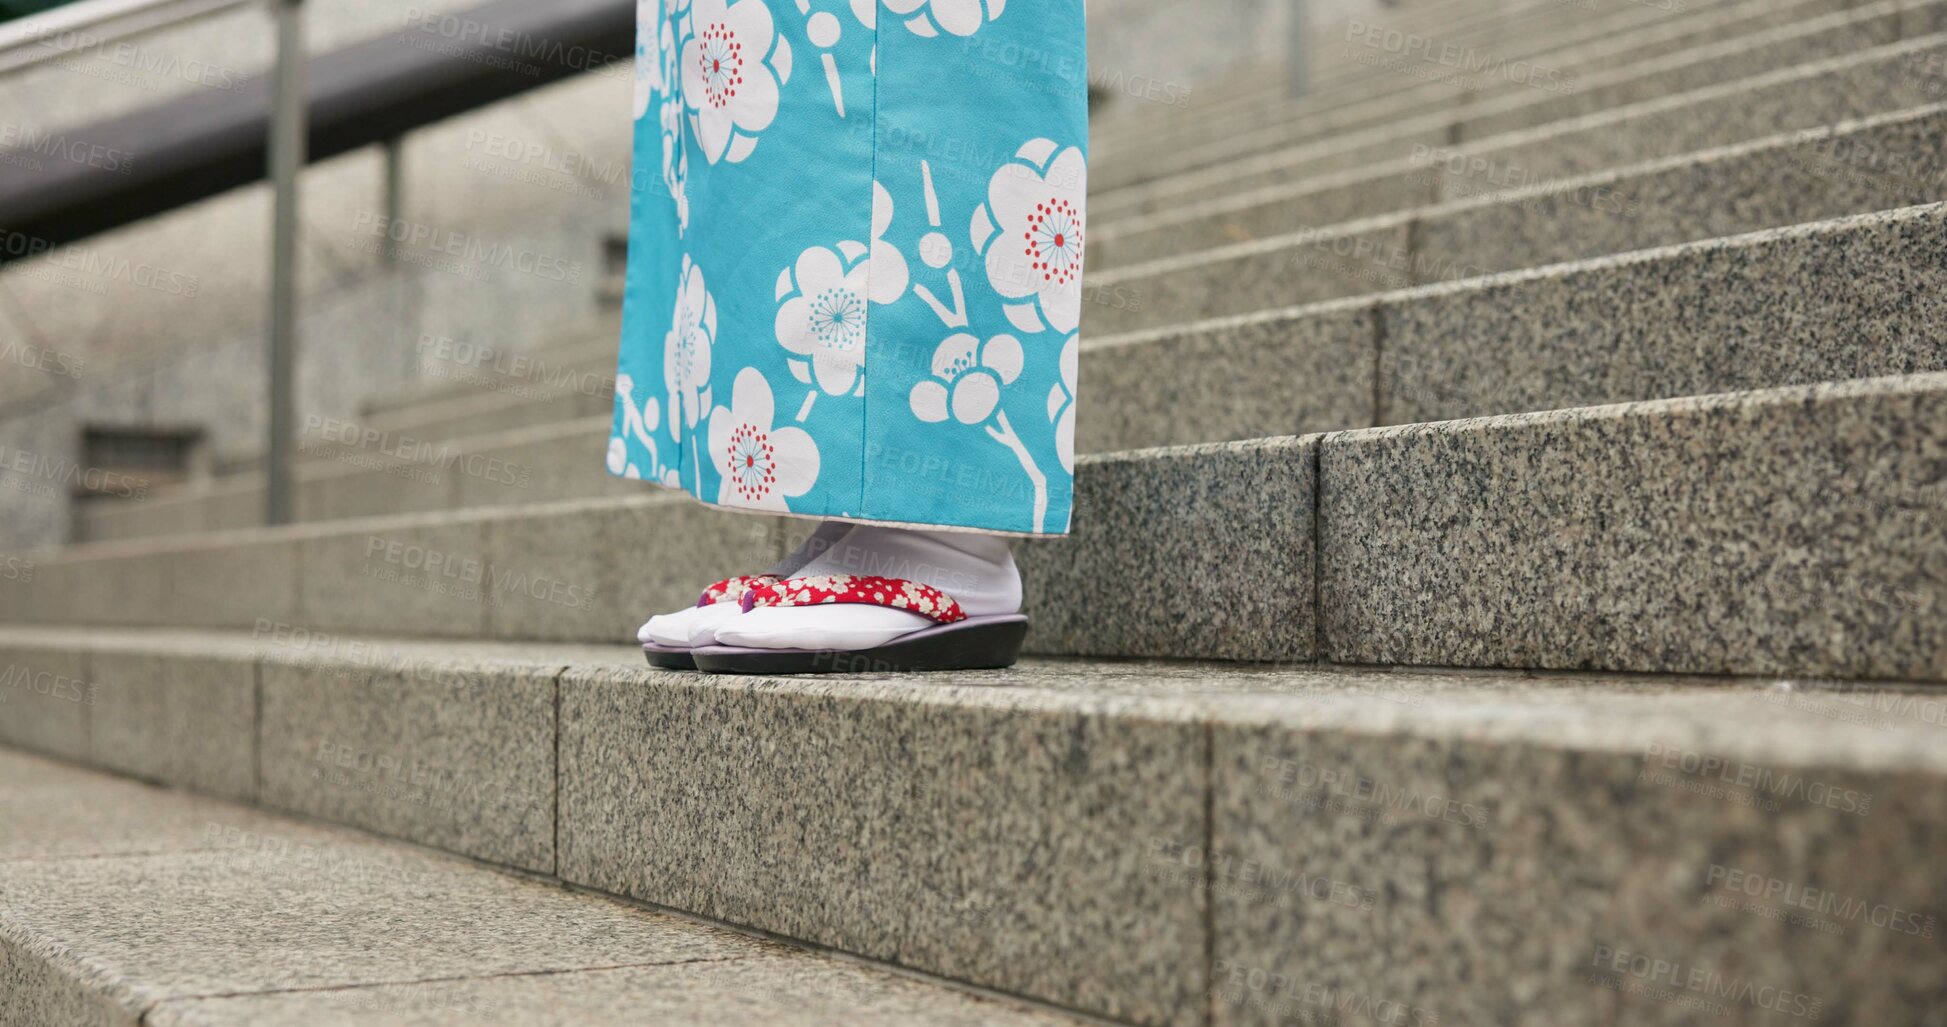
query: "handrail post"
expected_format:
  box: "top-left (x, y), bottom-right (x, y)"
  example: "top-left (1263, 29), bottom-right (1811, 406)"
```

top-left (1286, 0), bottom-right (1310, 99)
top-left (266, 0), bottom-right (305, 525)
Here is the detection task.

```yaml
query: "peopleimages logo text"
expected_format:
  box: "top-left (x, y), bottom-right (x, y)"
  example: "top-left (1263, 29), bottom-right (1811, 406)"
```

top-left (1706, 864), bottom-right (1935, 938)
top-left (1640, 743), bottom-right (1873, 814)
top-left (1590, 944), bottom-right (1822, 1020)
top-left (1343, 21), bottom-right (1577, 93)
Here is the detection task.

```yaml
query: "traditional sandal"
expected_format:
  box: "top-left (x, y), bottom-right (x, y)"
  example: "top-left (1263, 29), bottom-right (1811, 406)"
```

top-left (686, 574), bottom-right (1028, 675)
top-left (642, 574), bottom-right (781, 670)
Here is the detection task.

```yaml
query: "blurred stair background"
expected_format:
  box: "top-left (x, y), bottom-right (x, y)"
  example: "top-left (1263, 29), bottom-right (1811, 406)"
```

top-left (3, 0), bottom-right (1946, 1023)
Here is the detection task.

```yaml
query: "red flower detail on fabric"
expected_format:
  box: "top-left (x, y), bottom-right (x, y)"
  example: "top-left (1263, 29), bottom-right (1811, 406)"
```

top-left (725, 422), bottom-right (777, 502)
top-left (743, 574), bottom-right (968, 624)
top-left (697, 22), bottom-right (745, 109)
top-left (697, 574), bottom-right (779, 608)
top-left (1023, 197), bottom-right (1082, 287)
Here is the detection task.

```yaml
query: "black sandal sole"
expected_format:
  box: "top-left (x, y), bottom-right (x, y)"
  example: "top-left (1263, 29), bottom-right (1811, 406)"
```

top-left (643, 647), bottom-right (697, 671)
top-left (690, 618), bottom-right (1028, 675)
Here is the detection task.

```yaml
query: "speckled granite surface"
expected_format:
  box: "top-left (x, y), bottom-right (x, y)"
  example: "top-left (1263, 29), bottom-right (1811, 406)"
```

top-left (164, 536), bottom-right (300, 628)
top-left (1094, 24), bottom-right (1947, 269)
top-left (1, 752), bottom-right (1084, 1027)
top-left (147, 955), bottom-right (1089, 1027)
top-left (1087, 223), bottom-right (1411, 336)
top-left (0, 644), bottom-right (89, 761)
top-left (482, 495), bottom-right (781, 643)
top-left (10, 629), bottom-right (1947, 1024)
top-left (1323, 373), bottom-right (1947, 680)
top-left (1452, 33), bottom-right (1947, 185)
top-left (1093, 105), bottom-right (1947, 336)
top-left (0, 546), bottom-right (173, 628)
top-left (1211, 722), bottom-right (1947, 1027)
top-left (1090, 167), bottom-right (1435, 272)
top-left (1385, 203), bottom-right (1947, 423)
top-left (298, 516), bottom-right (491, 637)
top-left (1454, 1), bottom-right (1911, 143)
top-left (89, 649), bottom-right (256, 802)
top-left (1100, 0), bottom-right (1869, 195)
top-left (0, 751), bottom-right (318, 862)
top-left (1080, 304), bottom-right (1374, 452)
top-left (1021, 437), bottom-right (1317, 662)
top-left (1421, 109), bottom-right (1947, 285)
top-left (557, 662), bottom-right (1209, 1027)
top-left (1088, 0), bottom-right (1709, 192)
top-left (257, 651), bottom-right (560, 873)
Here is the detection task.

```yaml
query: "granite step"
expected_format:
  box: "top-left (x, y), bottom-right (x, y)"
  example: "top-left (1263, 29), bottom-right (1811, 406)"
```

top-left (4, 630), bottom-right (1946, 1026)
top-left (10, 372), bottom-right (1947, 679)
top-left (84, 10), bottom-right (1939, 545)
top-left (1091, 0), bottom-right (1942, 226)
top-left (1090, 0), bottom-right (1519, 134)
top-left (94, 335), bottom-right (621, 543)
top-left (78, 202), bottom-right (1947, 546)
top-left (1105, 0), bottom-right (1787, 142)
top-left (77, 417), bottom-right (639, 544)
top-left (357, 323), bottom-right (619, 422)
top-left (0, 749), bottom-right (1089, 1027)
top-left (1091, 0), bottom-right (1809, 182)
top-left (1102, 0), bottom-right (1932, 194)
top-left (93, 55), bottom-right (1947, 543)
top-left (1090, 23), bottom-right (1947, 271)
top-left (1085, 105), bottom-right (1947, 334)
top-left (1084, 204), bottom-right (1947, 452)
top-left (192, 359), bottom-right (614, 482)
top-left (1091, 0), bottom-right (1749, 150)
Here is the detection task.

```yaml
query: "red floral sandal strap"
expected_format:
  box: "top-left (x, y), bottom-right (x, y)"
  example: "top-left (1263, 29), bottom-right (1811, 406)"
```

top-left (697, 574), bottom-right (780, 608)
top-left (741, 574), bottom-right (968, 624)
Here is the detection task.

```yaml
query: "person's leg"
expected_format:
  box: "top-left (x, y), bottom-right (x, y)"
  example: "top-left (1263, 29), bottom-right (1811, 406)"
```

top-left (712, 524), bottom-right (1019, 651)
top-left (614, 0), bottom-right (1083, 672)
top-left (637, 519), bottom-right (850, 648)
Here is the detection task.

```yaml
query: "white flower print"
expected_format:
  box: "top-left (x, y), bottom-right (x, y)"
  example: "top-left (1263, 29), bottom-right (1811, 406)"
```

top-left (775, 244), bottom-right (870, 397)
top-left (709, 368), bottom-right (821, 511)
top-left (970, 139), bottom-right (1086, 335)
top-left (1047, 332), bottom-right (1077, 474)
top-left (659, 94), bottom-right (691, 233)
top-left (909, 332), bottom-right (1021, 425)
top-left (908, 332), bottom-right (1047, 531)
top-left (854, 0), bottom-right (1005, 37)
top-left (772, 183), bottom-right (909, 409)
top-left (665, 255), bottom-right (715, 442)
top-left (681, 0), bottom-right (792, 165)
top-left (614, 372), bottom-right (683, 487)
top-left (867, 180), bottom-right (910, 305)
top-left (634, 0), bottom-right (666, 121)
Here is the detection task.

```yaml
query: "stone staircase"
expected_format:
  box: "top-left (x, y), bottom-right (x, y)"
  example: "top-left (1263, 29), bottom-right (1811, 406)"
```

top-left (6, 0), bottom-right (1947, 1022)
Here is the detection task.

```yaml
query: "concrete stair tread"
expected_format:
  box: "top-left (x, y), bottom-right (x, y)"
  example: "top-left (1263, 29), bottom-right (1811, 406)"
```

top-left (356, 314), bottom-right (620, 418)
top-left (11, 372), bottom-right (1947, 682)
top-left (1092, 0), bottom-right (1757, 161)
top-left (1087, 102), bottom-right (1947, 334)
top-left (1091, 199), bottom-right (1947, 347)
top-left (3, 630), bottom-right (1944, 1024)
top-left (5, 625), bottom-right (1947, 770)
top-left (1091, 0), bottom-right (1936, 220)
top-left (0, 749), bottom-right (1089, 1027)
top-left (91, 190), bottom-right (1947, 545)
top-left (1092, 33), bottom-right (1947, 271)
top-left (357, 335), bottom-right (619, 425)
top-left (1090, 23), bottom-right (1947, 269)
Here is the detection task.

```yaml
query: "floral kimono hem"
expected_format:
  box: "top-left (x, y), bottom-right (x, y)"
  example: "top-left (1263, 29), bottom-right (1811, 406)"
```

top-left (609, 0), bottom-right (1086, 537)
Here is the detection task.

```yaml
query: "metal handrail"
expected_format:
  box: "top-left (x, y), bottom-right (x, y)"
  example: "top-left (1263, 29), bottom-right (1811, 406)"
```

top-left (0, 0), bottom-right (632, 525)
top-left (0, 0), bottom-right (631, 262)
top-left (0, 0), bottom-right (254, 76)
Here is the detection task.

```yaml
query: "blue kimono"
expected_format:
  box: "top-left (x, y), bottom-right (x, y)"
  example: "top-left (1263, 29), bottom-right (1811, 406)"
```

top-left (609, 0), bottom-right (1087, 535)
